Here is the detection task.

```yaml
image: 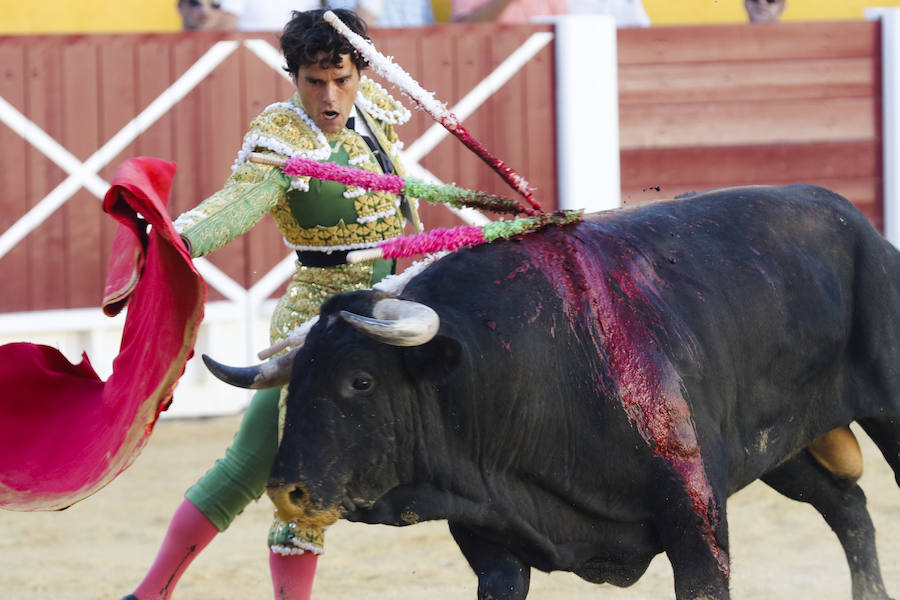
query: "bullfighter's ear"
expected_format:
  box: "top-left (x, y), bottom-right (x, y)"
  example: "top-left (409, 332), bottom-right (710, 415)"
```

top-left (402, 334), bottom-right (461, 383)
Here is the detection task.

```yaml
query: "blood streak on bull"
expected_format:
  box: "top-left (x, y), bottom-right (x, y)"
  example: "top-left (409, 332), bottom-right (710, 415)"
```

top-left (515, 230), bottom-right (728, 577)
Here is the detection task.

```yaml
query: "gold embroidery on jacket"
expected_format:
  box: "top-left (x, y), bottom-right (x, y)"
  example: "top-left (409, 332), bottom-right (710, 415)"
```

top-left (177, 82), bottom-right (415, 256)
top-left (270, 128), bottom-right (404, 249)
top-left (274, 217), bottom-right (404, 249)
top-left (248, 104), bottom-right (328, 157)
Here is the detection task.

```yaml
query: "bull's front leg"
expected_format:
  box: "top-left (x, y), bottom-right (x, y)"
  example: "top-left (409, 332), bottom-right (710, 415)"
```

top-left (652, 464), bottom-right (731, 599)
top-left (449, 522), bottom-right (531, 600)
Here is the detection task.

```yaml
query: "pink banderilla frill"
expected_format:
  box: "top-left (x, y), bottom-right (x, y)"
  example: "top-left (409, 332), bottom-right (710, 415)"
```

top-left (276, 154), bottom-right (530, 216)
top-left (379, 226), bottom-right (487, 259)
top-left (362, 210), bottom-right (584, 262)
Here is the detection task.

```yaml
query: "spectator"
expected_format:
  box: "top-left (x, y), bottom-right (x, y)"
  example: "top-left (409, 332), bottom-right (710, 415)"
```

top-left (744, 0), bottom-right (785, 23)
top-left (453, 0), bottom-right (567, 23)
top-left (567, 0), bottom-right (650, 28)
top-left (451, 0), bottom-right (649, 26)
top-left (180, 0), bottom-right (384, 32)
top-left (331, 0), bottom-right (435, 26)
top-left (220, 0), bottom-right (318, 31)
top-left (177, 0), bottom-right (237, 30)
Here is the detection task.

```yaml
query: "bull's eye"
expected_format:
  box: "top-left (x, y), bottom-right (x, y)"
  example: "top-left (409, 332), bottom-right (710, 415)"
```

top-left (343, 368), bottom-right (376, 397)
top-left (352, 377), bottom-right (372, 391)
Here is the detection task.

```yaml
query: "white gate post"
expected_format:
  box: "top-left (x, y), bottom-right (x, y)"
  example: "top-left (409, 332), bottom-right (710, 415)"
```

top-left (553, 15), bottom-right (620, 212)
top-left (872, 8), bottom-right (900, 247)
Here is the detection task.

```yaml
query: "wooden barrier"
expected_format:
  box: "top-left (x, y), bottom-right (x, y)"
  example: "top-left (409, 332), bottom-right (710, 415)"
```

top-left (0, 21), bottom-right (886, 316)
top-left (618, 21), bottom-right (883, 230)
top-left (0, 26), bottom-right (557, 313)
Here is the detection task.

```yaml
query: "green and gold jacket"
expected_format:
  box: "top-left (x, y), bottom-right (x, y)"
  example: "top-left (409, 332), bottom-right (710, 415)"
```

top-left (173, 76), bottom-right (422, 258)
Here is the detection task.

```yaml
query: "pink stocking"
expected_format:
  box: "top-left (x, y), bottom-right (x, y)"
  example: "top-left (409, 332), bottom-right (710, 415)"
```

top-left (269, 550), bottom-right (318, 600)
top-left (131, 498), bottom-right (219, 599)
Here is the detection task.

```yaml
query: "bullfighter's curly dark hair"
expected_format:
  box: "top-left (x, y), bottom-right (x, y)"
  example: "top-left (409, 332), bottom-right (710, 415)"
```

top-left (280, 9), bottom-right (369, 78)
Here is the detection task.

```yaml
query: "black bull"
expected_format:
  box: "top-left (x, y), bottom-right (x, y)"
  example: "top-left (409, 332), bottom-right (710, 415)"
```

top-left (208, 185), bottom-right (900, 599)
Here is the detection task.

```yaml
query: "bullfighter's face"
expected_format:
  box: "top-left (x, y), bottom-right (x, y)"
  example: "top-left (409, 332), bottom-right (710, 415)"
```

top-left (293, 52), bottom-right (360, 135)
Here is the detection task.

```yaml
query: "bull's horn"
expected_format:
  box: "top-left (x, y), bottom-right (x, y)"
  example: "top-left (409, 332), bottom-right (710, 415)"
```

top-left (202, 348), bottom-right (296, 390)
top-left (203, 316), bottom-right (320, 388)
top-left (341, 298), bottom-right (439, 346)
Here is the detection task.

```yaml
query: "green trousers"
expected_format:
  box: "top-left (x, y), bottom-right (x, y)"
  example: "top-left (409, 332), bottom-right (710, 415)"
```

top-left (184, 387), bottom-right (280, 531)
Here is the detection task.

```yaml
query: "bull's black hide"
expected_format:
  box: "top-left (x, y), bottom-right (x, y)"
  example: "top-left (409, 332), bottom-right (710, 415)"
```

top-left (269, 185), bottom-right (900, 599)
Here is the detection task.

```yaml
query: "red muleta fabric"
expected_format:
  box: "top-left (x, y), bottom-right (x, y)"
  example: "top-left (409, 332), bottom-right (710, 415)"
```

top-left (0, 157), bottom-right (205, 511)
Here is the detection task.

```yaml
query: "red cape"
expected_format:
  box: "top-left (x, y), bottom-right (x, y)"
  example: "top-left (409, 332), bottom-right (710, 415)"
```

top-left (0, 157), bottom-right (205, 511)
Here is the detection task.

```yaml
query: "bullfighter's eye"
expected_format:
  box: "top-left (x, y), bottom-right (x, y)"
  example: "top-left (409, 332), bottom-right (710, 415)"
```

top-left (352, 377), bottom-right (372, 391)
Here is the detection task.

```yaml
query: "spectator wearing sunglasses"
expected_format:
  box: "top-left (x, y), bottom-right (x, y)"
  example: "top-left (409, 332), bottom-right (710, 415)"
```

top-left (177, 0), bottom-right (238, 30)
top-left (745, 0), bottom-right (785, 23)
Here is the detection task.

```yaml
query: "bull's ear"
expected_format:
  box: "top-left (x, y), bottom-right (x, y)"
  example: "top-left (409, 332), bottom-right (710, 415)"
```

top-left (402, 334), bottom-right (461, 383)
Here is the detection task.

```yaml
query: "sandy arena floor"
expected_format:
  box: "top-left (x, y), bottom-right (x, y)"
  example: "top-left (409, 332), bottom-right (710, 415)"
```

top-left (1, 416), bottom-right (897, 599)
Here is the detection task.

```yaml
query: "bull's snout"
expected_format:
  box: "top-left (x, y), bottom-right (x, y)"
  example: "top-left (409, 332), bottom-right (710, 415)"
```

top-left (267, 481), bottom-right (308, 522)
top-left (266, 480), bottom-right (342, 529)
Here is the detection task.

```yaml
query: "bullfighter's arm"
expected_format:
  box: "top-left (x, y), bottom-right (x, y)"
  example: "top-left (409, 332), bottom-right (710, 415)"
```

top-left (174, 159), bottom-right (290, 258)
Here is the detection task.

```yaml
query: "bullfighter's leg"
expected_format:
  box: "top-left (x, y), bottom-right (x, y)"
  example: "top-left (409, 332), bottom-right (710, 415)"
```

top-left (449, 522), bottom-right (530, 600)
top-left (124, 497), bottom-right (219, 600)
top-left (858, 417), bottom-right (900, 488)
top-left (761, 450), bottom-right (893, 600)
top-left (125, 388), bottom-right (317, 600)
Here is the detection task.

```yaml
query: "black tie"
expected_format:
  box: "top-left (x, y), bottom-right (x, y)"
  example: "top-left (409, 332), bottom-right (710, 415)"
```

top-left (346, 116), bottom-right (394, 175)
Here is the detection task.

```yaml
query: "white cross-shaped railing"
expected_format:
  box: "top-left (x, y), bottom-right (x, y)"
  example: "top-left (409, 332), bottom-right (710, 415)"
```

top-left (0, 32), bottom-right (553, 310)
top-left (0, 31), bottom-right (554, 413)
